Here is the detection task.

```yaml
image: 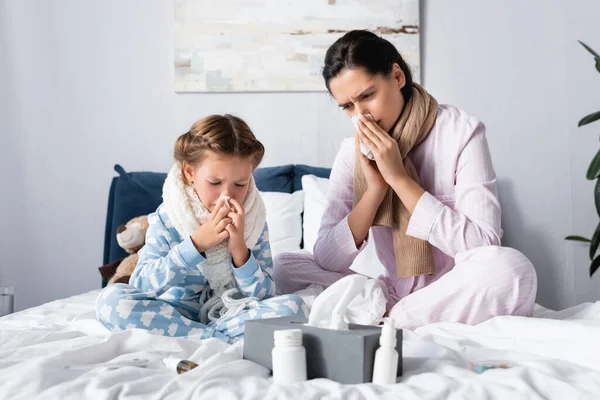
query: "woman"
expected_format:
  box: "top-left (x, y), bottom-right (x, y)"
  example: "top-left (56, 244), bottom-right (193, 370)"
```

top-left (273, 30), bottom-right (537, 330)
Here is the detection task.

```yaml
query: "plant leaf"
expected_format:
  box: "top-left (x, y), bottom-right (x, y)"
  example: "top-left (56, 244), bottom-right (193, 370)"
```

top-left (596, 59), bottom-right (600, 74)
top-left (565, 235), bottom-right (592, 242)
top-left (595, 180), bottom-right (600, 218)
top-left (589, 222), bottom-right (600, 260)
top-left (578, 40), bottom-right (600, 58)
top-left (579, 111), bottom-right (600, 127)
top-left (586, 149), bottom-right (600, 180)
top-left (590, 255), bottom-right (600, 277)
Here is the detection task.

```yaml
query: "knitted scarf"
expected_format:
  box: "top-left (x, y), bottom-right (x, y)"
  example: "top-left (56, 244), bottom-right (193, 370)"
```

top-left (162, 164), bottom-right (266, 323)
top-left (354, 84), bottom-right (438, 278)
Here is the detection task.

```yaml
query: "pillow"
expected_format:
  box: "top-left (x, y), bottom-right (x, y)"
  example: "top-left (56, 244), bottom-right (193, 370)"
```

top-left (292, 165), bottom-right (331, 192)
top-left (301, 175), bottom-right (330, 253)
top-left (254, 165), bottom-right (295, 193)
top-left (260, 190), bottom-right (305, 258)
top-left (301, 175), bottom-right (387, 279)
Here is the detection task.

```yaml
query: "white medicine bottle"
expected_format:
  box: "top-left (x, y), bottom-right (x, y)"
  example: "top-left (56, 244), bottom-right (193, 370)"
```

top-left (372, 317), bottom-right (399, 385)
top-left (163, 355), bottom-right (199, 374)
top-left (272, 329), bottom-right (307, 384)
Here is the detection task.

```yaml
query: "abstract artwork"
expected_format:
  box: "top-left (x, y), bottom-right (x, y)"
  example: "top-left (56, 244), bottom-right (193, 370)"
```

top-left (174, 0), bottom-right (420, 92)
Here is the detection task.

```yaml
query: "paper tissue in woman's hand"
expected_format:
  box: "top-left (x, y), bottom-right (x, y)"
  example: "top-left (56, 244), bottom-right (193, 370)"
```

top-left (352, 114), bottom-right (376, 161)
top-left (307, 275), bottom-right (387, 329)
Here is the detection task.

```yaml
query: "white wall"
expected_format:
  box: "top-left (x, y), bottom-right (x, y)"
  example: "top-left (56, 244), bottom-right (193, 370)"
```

top-left (0, 1), bottom-right (26, 294)
top-left (422, 0), bottom-right (600, 308)
top-left (423, 0), bottom-right (572, 308)
top-left (1, 0), bottom-right (599, 311)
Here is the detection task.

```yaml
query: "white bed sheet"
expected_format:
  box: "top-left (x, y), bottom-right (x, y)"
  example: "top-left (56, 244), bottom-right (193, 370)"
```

top-left (1, 290), bottom-right (600, 399)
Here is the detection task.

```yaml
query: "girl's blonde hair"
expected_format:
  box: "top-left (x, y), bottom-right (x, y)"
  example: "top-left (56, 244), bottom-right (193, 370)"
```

top-left (174, 114), bottom-right (265, 181)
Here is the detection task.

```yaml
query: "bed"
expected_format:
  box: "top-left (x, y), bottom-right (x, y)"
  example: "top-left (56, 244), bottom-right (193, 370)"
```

top-left (1, 165), bottom-right (599, 399)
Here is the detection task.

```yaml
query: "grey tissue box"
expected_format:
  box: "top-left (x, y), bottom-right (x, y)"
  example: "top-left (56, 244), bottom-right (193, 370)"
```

top-left (243, 316), bottom-right (402, 384)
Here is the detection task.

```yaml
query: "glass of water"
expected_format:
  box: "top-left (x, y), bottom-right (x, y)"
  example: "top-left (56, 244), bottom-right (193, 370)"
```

top-left (0, 286), bottom-right (15, 317)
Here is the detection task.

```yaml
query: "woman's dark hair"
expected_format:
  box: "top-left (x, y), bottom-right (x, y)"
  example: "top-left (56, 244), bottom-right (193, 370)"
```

top-left (322, 30), bottom-right (413, 101)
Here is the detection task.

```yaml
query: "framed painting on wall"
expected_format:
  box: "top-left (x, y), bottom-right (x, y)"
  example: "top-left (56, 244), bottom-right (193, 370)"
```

top-left (174, 0), bottom-right (420, 92)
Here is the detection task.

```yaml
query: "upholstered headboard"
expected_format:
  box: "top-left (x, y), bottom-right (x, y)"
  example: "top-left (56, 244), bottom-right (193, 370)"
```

top-left (103, 164), bottom-right (331, 266)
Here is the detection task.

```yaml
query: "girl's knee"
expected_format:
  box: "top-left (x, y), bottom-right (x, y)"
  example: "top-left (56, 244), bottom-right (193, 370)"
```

top-left (95, 284), bottom-right (134, 323)
top-left (263, 294), bottom-right (308, 317)
top-left (96, 284), bottom-right (130, 304)
top-left (278, 294), bottom-right (307, 318)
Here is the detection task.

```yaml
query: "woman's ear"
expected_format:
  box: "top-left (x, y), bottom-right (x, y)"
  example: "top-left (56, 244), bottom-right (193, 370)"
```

top-left (392, 63), bottom-right (406, 90)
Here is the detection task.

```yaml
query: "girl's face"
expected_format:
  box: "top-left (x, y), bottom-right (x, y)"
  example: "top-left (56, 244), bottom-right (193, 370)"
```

top-left (328, 64), bottom-right (406, 132)
top-left (183, 151), bottom-right (253, 212)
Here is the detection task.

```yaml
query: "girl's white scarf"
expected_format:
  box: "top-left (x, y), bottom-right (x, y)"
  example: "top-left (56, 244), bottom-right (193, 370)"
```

top-left (162, 164), bottom-right (266, 323)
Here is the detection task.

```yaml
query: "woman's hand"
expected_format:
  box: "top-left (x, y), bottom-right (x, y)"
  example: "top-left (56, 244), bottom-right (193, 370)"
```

top-left (190, 197), bottom-right (231, 253)
top-left (225, 198), bottom-right (250, 267)
top-left (357, 115), bottom-right (425, 214)
top-left (347, 130), bottom-right (390, 247)
top-left (355, 131), bottom-right (388, 203)
top-left (357, 115), bottom-right (408, 188)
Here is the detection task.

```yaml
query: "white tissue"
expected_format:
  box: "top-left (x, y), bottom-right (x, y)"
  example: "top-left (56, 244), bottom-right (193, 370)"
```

top-left (219, 195), bottom-right (232, 210)
top-left (294, 284), bottom-right (324, 311)
top-left (307, 275), bottom-right (386, 330)
top-left (351, 114), bottom-right (376, 161)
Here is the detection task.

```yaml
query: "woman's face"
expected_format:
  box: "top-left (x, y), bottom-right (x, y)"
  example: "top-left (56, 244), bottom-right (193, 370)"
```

top-left (328, 64), bottom-right (406, 132)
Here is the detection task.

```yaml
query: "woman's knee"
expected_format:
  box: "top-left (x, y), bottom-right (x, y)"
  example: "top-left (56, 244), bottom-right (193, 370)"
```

top-left (272, 251), bottom-right (315, 290)
top-left (469, 246), bottom-right (537, 314)
top-left (462, 246), bottom-right (535, 279)
top-left (486, 247), bottom-right (536, 287)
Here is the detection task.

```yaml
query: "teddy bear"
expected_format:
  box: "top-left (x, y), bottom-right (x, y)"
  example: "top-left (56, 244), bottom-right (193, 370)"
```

top-left (98, 215), bottom-right (149, 285)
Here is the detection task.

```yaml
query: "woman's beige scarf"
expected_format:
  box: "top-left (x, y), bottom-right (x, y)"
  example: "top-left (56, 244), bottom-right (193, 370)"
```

top-left (354, 84), bottom-right (438, 278)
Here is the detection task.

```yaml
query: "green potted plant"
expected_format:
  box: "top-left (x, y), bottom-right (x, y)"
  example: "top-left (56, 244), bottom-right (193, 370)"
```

top-left (565, 41), bottom-right (600, 278)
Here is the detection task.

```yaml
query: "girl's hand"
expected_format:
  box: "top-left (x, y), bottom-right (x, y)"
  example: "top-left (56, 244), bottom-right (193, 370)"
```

top-left (190, 197), bottom-right (231, 253)
top-left (357, 115), bottom-right (408, 188)
top-left (225, 198), bottom-right (249, 267)
top-left (355, 129), bottom-right (388, 203)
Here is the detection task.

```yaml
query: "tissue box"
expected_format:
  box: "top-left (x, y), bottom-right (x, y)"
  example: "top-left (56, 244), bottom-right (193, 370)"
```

top-left (243, 316), bottom-right (402, 384)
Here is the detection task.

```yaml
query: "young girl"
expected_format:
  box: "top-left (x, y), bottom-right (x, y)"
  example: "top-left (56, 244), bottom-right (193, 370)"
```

top-left (96, 114), bottom-right (306, 343)
top-left (274, 30), bottom-right (538, 329)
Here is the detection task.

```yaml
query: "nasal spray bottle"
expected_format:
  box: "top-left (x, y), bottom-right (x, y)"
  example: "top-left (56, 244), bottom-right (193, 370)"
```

top-left (372, 317), bottom-right (399, 385)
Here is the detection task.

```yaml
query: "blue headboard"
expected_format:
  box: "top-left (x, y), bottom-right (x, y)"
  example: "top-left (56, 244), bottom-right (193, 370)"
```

top-left (103, 164), bottom-right (331, 267)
